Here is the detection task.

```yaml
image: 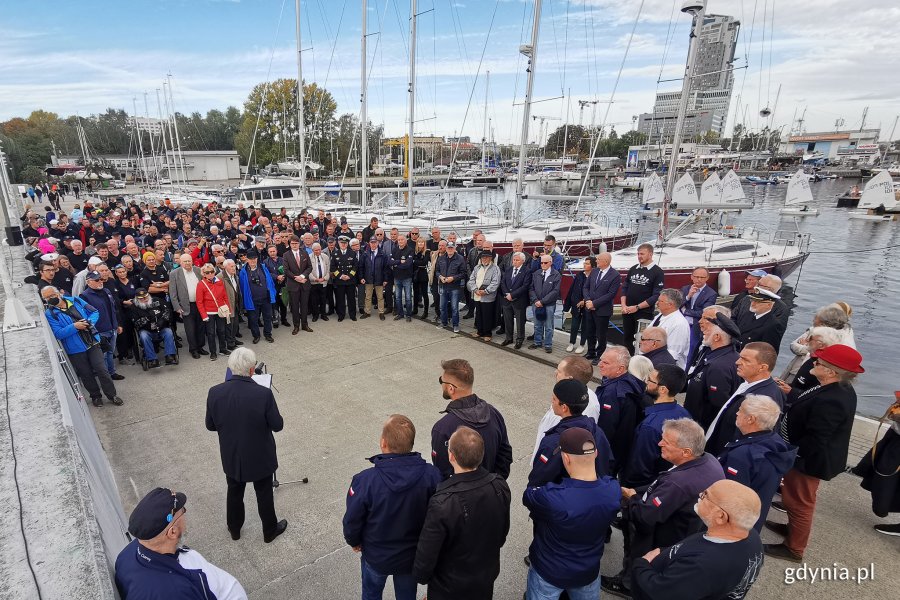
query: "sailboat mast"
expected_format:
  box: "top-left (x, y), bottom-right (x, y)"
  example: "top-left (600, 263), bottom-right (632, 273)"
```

top-left (144, 93), bottom-right (160, 186)
top-left (132, 98), bottom-right (147, 185)
top-left (659, 0), bottom-right (706, 244)
top-left (407, 0), bottom-right (417, 218)
top-left (166, 74), bottom-right (187, 186)
top-left (361, 0), bottom-right (368, 210)
top-left (514, 0), bottom-right (543, 227)
top-left (155, 90), bottom-right (170, 188)
top-left (295, 0), bottom-right (308, 200)
top-left (482, 71), bottom-right (490, 171)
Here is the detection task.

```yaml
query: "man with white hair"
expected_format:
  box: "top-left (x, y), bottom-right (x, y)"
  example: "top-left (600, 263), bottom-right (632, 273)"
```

top-left (630, 480), bottom-right (764, 600)
top-left (684, 313), bottom-right (742, 429)
top-left (72, 255), bottom-right (104, 297)
top-left (206, 348), bottom-right (288, 543)
top-left (601, 418), bottom-right (725, 598)
top-left (718, 394), bottom-right (797, 531)
top-left (595, 346), bottom-right (646, 476)
top-left (647, 288), bottom-right (691, 369)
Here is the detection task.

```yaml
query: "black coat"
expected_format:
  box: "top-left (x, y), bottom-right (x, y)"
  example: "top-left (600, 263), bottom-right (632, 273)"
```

top-left (430, 394), bottom-right (513, 480)
top-left (783, 382), bottom-right (857, 481)
top-left (683, 345), bottom-right (741, 429)
top-left (499, 265), bottom-right (531, 309)
top-left (205, 375), bottom-right (284, 482)
top-left (705, 377), bottom-right (785, 457)
top-left (855, 427), bottom-right (900, 517)
top-left (414, 468), bottom-right (511, 600)
top-left (734, 302), bottom-right (789, 353)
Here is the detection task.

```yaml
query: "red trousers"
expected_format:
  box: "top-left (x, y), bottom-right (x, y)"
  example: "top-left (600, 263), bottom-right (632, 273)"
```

top-left (781, 467), bottom-right (821, 555)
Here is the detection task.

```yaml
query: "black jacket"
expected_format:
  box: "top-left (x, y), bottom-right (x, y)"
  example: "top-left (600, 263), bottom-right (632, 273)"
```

top-left (343, 453), bottom-right (442, 574)
top-left (782, 382), bottom-right (857, 481)
top-left (431, 394), bottom-right (513, 480)
top-left (528, 415), bottom-right (614, 486)
top-left (391, 244), bottom-right (415, 279)
top-left (330, 248), bottom-right (359, 286)
top-left (205, 375), bottom-right (284, 482)
top-left (414, 468), bottom-right (511, 600)
top-left (855, 427), bottom-right (900, 517)
top-left (705, 378), bottom-right (784, 457)
top-left (734, 303), bottom-right (788, 353)
top-left (684, 345), bottom-right (741, 429)
top-left (595, 373), bottom-right (646, 475)
top-left (499, 265), bottom-right (531, 308)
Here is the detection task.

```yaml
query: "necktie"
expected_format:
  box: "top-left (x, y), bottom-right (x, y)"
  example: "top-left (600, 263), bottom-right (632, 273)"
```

top-left (317, 258), bottom-right (322, 278)
top-left (513, 268), bottom-right (518, 279)
top-left (294, 251), bottom-right (300, 264)
top-left (651, 313), bottom-right (662, 327)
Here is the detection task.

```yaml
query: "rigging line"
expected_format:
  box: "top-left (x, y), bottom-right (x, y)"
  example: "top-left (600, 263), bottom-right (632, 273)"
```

top-left (241, 0), bottom-right (289, 186)
top-left (308, 0), bottom-right (350, 160)
top-left (758, 0), bottom-right (767, 119)
top-left (807, 243), bottom-right (900, 255)
top-left (582, 0), bottom-right (592, 100)
top-left (443, 0), bottom-right (501, 184)
top-left (546, 0), bottom-right (563, 95)
top-left (572, 0), bottom-right (645, 211)
top-left (767, 0), bottom-right (775, 110)
top-left (562, 0), bottom-right (570, 98)
top-left (392, 0), bottom-right (410, 60)
top-left (734, 0), bottom-right (758, 136)
top-left (508, 0), bottom-right (532, 144)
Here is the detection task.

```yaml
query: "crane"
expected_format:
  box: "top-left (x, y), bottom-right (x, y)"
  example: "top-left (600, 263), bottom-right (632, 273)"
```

top-left (531, 115), bottom-right (560, 147)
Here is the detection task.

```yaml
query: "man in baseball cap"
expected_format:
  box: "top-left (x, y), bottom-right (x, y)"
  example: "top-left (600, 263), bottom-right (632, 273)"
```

top-left (115, 487), bottom-right (247, 599)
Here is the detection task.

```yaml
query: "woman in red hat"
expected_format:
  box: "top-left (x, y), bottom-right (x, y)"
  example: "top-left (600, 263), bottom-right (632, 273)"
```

top-left (764, 344), bottom-right (863, 562)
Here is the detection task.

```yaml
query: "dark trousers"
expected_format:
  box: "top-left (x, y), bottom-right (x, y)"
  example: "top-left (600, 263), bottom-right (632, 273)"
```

top-left (587, 312), bottom-right (611, 358)
top-left (225, 474), bottom-right (277, 535)
top-left (225, 307), bottom-right (240, 347)
top-left (568, 308), bottom-right (588, 345)
top-left (325, 284), bottom-right (336, 314)
top-left (413, 279), bottom-right (429, 315)
top-left (248, 300), bottom-right (273, 338)
top-left (68, 345), bottom-right (117, 400)
top-left (357, 283), bottom-right (366, 312)
top-left (274, 289), bottom-right (288, 322)
top-left (183, 304), bottom-right (206, 352)
top-left (502, 301), bottom-right (527, 342)
top-left (384, 275), bottom-right (394, 311)
top-left (494, 297), bottom-right (505, 333)
top-left (474, 300), bottom-right (496, 336)
top-left (310, 285), bottom-right (327, 318)
top-left (205, 315), bottom-right (227, 354)
top-left (117, 319), bottom-right (134, 358)
top-left (288, 286), bottom-right (310, 327)
top-left (430, 280), bottom-right (441, 319)
top-left (464, 287), bottom-right (474, 316)
top-left (621, 309), bottom-right (652, 355)
top-left (335, 285), bottom-right (357, 319)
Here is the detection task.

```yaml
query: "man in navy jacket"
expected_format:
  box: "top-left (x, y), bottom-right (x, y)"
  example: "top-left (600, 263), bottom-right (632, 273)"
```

top-left (529, 255), bottom-right (561, 352)
top-left (499, 251), bottom-right (531, 348)
top-left (524, 428), bottom-right (621, 599)
top-left (529, 379), bottom-right (614, 486)
top-left (81, 270), bottom-right (123, 380)
top-left (359, 236), bottom-right (390, 319)
top-left (595, 346), bottom-right (646, 476)
top-left (343, 415), bottom-right (442, 600)
top-left (583, 252), bottom-right (620, 362)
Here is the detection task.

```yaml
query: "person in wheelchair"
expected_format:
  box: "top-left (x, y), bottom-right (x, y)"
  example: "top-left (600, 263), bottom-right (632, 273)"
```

top-left (129, 288), bottom-right (178, 369)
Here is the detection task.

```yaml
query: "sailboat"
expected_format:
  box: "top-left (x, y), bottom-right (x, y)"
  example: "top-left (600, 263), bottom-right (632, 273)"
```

top-left (779, 170), bottom-right (819, 216)
top-left (639, 172), bottom-right (665, 215)
top-left (848, 170), bottom-right (899, 221)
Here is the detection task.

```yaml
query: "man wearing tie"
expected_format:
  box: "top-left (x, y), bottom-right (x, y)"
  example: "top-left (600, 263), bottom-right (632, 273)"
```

top-left (681, 267), bottom-right (717, 366)
top-left (529, 255), bottom-right (561, 353)
top-left (582, 253), bottom-right (620, 365)
top-left (499, 252), bottom-right (530, 349)
top-left (282, 235), bottom-right (313, 335)
top-left (309, 243), bottom-right (331, 322)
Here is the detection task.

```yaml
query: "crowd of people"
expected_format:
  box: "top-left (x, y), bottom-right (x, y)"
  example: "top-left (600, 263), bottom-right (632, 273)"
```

top-left (18, 192), bottom-right (898, 600)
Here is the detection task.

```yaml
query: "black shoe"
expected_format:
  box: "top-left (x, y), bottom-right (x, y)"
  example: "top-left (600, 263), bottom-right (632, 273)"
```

top-left (210, 353), bottom-right (218, 361)
top-left (523, 555), bottom-right (530, 566)
top-left (292, 326), bottom-right (300, 335)
top-left (191, 351), bottom-right (200, 359)
top-left (501, 339), bottom-right (513, 346)
top-left (350, 316), bottom-right (357, 321)
top-left (302, 325), bottom-right (314, 333)
top-left (312, 315), bottom-right (319, 322)
top-left (528, 343), bottom-right (539, 350)
top-left (281, 319), bottom-right (290, 327)
top-left (265, 336), bottom-right (274, 343)
top-left (338, 316), bottom-right (344, 322)
top-left (600, 575), bottom-right (631, 598)
top-left (91, 397), bottom-right (104, 407)
top-left (764, 543), bottom-right (803, 562)
top-left (874, 522), bottom-right (900, 536)
top-left (394, 314), bottom-right (403, 321)
top-left (165, 355), bottom-right (176, 365)
top-left (198, 348), bottom-right (209, 356)
top-left (765, 520), bottom-right (789, 537)
top-left (273, 321), bottom-right (280, 329)
top-left (379, 314), bottom-right (385, 321)
top-left (175, 340), bottom-right (183, 348)
top-left (406, 316), bottom-right (412, 322)
top-left (545, 347), bottom-right (553, 354)
top-left (771, 500), bottom-right (786, 513)
top-left (229, 529), bottom-right (240, 541)
top-left (584, 353), bottom-right (597, 360)
top-left (111, 373), bottom-right (126, 380)
top-left (235, 332), bottom-right (243, 338)
top-left (321, 315), bottom-right (329, 321)
top-left (148, 359), bottom-right (161, 369)
top-left (463, 313), bottom-right (474, 319)
top-left (234, 340), bottom-right (243, 346)
top-left (527, 334), bottom-right (535, 341)
top-left (514, 341), bottom-right (523, 349)
top-left (360, 313), bottom-right (371, 319)
top-left (109, 396), bottom-right (124, 406)
top-left (220, 349), bottom-right (231, 356)
top-left (253, 336), bottom-right (260, 344)
top-left (263, 519), bottom-right (288, 543)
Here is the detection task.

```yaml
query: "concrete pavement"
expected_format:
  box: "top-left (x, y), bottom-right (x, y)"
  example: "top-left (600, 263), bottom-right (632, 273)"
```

top-left (94, 311), bottom-right (899, 599)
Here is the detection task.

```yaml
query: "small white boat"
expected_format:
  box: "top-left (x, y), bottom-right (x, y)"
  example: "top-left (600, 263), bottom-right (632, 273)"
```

top-left (849, 171), bottom-right (899, 221)
top-left (779, 170), bottom-right (819, 216)
top-left (539, 170), bottom-right (582, 181)
top-left (612, 176), bottom-right (644, 191)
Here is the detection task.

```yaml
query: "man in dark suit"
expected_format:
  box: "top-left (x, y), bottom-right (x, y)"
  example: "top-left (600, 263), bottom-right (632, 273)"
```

top-left (330, 235), bottom-right (359, 322)
top-left (499, 251), bottom-right (530, 349)
top-left (684, 313), bottom-right (741, 429)
top-left (529, 255), bottom-right (561, 353)
top-left (680, 267), bottom-right (717, 365)
top-left (282, 234), bottom-right (313, 334)
top-left (734, 288), bottom-right (787, 353)
top-left (705, 342), bottom-right (785, 456)
top-left (205, 348), bottom-right (288, 543)
top-left (583, 252), bottom-right (620, 364)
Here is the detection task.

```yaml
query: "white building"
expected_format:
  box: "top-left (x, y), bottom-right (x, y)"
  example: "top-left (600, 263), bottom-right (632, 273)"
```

top-left (776, 129), bottom-right (881, 163)
top-left (163, 150), bottom-right (241, 181)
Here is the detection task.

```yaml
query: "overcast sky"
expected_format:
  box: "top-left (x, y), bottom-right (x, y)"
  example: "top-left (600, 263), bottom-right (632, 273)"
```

top-left (2, 0), bottom-right (898, 144)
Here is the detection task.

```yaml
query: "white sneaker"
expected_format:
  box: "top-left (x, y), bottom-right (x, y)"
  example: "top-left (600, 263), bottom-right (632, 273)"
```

top-left (566, 344), bottom-right (575, 352)
top-left (575, 345), bottom-right (585, 354)
top-left (453, 326), bottom-right (460, 333)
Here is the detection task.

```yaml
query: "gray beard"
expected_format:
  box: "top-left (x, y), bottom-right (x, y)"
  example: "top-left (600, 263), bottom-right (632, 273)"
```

top-left (135, 298), bottom-right (153, 310)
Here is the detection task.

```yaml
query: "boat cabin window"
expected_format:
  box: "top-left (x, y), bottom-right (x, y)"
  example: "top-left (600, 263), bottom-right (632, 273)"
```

top-left (713, 244), bottom-right (756, 254)
top-left (678, 245), bottom-right (709, 252)
top-left (271, 189), bottom-right (282, 199)
top-left (551, 224), bottom-right (588, 232)
top-left (436, 215), bottom-right (470, 223)
top-left (281, 188), bottom-right (293, 198)
top-left (262, 190), bottom-right (272, 200)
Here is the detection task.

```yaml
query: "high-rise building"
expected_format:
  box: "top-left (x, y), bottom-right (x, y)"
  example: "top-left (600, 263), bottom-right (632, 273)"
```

top-left (638, 14), bottom-right (740, 143)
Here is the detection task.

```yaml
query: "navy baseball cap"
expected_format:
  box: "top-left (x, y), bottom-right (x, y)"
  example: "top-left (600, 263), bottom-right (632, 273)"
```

top-left (128, 487), bottom-right (187, 540)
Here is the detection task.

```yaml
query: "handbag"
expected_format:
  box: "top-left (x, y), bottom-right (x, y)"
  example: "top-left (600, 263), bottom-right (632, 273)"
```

top-left (869, 392), bottom-right (900, 476)
top-left (202, 280), bottom-right (232, 320)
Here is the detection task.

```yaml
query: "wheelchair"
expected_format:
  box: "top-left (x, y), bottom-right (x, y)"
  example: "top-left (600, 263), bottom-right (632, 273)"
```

top-left (132, 326), bottom-right (180, 371)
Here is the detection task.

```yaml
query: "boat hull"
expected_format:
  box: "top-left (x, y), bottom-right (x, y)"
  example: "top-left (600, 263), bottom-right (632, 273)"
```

top-left (836, 195), bottom-right (861, 208)
top-left (492, 231), bottom-right (638, 258)
top-left (779, 208), bottom-right (819, 216)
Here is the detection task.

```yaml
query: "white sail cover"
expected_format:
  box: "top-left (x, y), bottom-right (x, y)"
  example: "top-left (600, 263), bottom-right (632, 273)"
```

top-left (700, 172), bottom-right (723, 205)
top-left (642, 172), bottom-right (665, 205)
top-left (672, 173), bottom-right (701, 207)
top-left (858, 170), bottom-right (897, 210)
top-left (784, 170), bottom-right (814, 206)
top-left (720, 170), bottom-right (749, 206)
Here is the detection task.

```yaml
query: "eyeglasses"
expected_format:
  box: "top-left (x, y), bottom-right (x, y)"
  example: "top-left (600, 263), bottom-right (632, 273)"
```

top-left (640, 337), bottom-right (660, 344)
top-left (647, 378), bottom-right (658, 385)
top-left (698, 490), bottom-right (726, 516)
top-left (438, 376), bottom-right (456, 388)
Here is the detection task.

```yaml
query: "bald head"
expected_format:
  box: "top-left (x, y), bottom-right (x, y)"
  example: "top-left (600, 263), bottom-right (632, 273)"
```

top-left (596, 252), bottom-right (612, 268)
top-left (705, 480), bottom-right (761, 531)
